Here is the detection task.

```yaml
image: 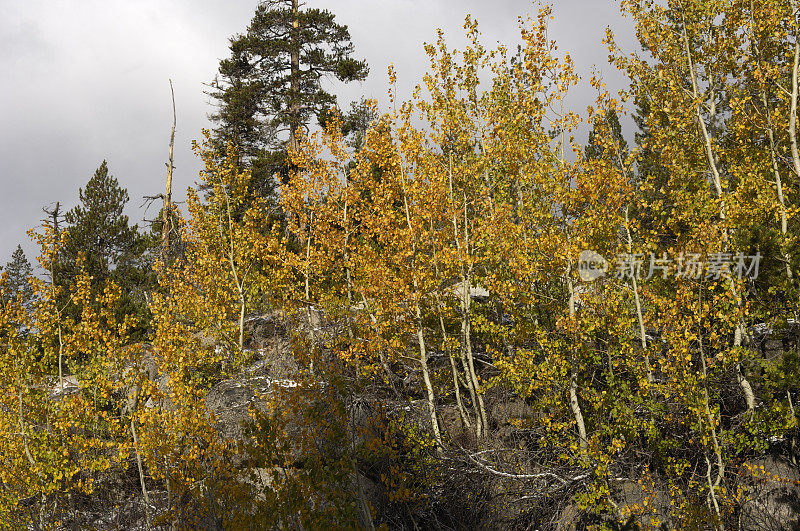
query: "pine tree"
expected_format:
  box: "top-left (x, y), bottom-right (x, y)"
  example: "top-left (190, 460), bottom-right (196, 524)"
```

top-left (320, 97), bottom-right (379, 152)
top-left (58, 161), bottom-right (148, 331)
top-left (629, 91), bottom-right (678, 249)
top-left (3, 245), bottom-right (33, 307)
top-left (207, 0), bottom-right (368, 195)
top-left (585, 107), bottom-right (627, 162)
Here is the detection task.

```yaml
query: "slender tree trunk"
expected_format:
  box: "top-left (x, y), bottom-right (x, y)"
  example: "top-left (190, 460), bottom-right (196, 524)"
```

top-left (698, 331), bottom-right (725, 530)
top-left (165, 455), bottom-right (174, 530)
top-left (434, 289), bottom-right (471, 429)
top-left (461, 272), bottom-right (488, 437)
top-left (360, 294), bottom-right (401, 397)
top-left (414, 297), bottom-right (444, 453)
top-left (289, 0), bottom-right (300, 154)
top-left (129, 386), bottom-right (151, 529)
top-left (616, 139), bottom-right (655, 385)
top-left (57, 325), bottom-right (64, 393)
top-left (343, 183), bottom-right (355, 341)
top-left (458, 345), bottom-right (479, 421)
top-left (305, 211), bottom-right (317, 352)
top-left (789, 391), bottom-right (798, 466)
top-left (760, 90), bottom-right (794, 279)
top-left (447, 343), bottom-right (471, 430)
top-left (624, 205), bottom-right (653, 384)
top-left (447, 155), bottom-right (488, 437)
top-left (746, 0), bottom-right (794, 280)
top-left (681, 16), bottom-right (756, 411)
top-left (45, 202), bottom-right (65, 393)
top-left (430, 232), bottom-right (471, 429)
top-left (161, 79), bottom-right (176, 256)
top-left (681, 21), bottom-right (725, 210)
top-left (219, 172), bottom-right (247, 350)
top-left (17, 365), bottom-right (35, 469)
top-left (238, 301), bottom-right (246, 350)
top-left (17, 364), bottom-right (46, 531)
top-left (400, 180), bottom-right (443, 452)
top-left (566, 262), bottom-right (588, 455)
top-left (569, 372), bottom-right (587, 453)
top-left (734, 326), bottom-right (756, 410)
top-left (789, 38), bottom-right (800, 180)
top-left (230, 259), bottom-right (246, 351)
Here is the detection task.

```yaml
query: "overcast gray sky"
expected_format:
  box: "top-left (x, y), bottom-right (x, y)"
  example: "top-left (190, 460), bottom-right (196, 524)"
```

top-left (0, 0), bottom-right (636, 268)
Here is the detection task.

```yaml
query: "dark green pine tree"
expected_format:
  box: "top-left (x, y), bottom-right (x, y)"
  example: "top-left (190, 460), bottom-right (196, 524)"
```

top-left (631, 93), bottom-right (668, 189)
top-left (585, 108), bottom-right (628, 163)
top-left (3, 245), bottom-right (34, 307)
top-left (207, 0), bottom-right (369, 196)
top-left (57, 161), bottom-right (149, 335)
top-left (629, 91), bottom-right (682, 249)
top-left (340, 98), bottom-right (379, 152)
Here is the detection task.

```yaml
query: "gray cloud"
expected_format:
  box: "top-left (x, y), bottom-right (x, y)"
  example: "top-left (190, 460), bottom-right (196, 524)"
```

top-left (0, 0), bottom-right (636, 270)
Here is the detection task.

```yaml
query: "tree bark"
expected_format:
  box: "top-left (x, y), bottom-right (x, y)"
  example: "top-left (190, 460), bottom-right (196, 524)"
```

top-left (566, 265), bottom-right (588, 455)
top-left (415, 299), bottom-right (444, 453)
top-left (734, 326), bottom-right (756, 410)
top-left (434, 289), bottom-right (471, 429)
top-left (698, 331), bottom-right (725, 530)
top-left (448, 155), bottom-right (488, 437)
top-left (401, 178), bottom-right (443, 452)
top-left (360, 294), bottom-right (401, 397)
top-left (219, 173), bottom-right (247, 350)
top-left (461, 271), bottom-right (488, 437)
top-left (569, 372), bottom-right (587, 454)
top-left (789, 38), bottom-right (800, 180)
top-left (289, 0), bottom-right (300, 154)
top-left (161, 79), bottom-right (176, 256)
top-left (305, 210), bottom-right (317, 351)
top-left (619, 153), bottom-right (653, 384)
top-left (760, 89), bottom-right (794, 280)
top-left (680, 13), bottom-right (755, 411)
top-left (681, 20), bottom-right (725, 211)
top-left (129, 386), bottom-right (152, 530)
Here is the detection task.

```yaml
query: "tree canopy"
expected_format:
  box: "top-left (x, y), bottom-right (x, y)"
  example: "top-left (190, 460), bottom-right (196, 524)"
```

top-left (207, 0), bottom-right (368, 194)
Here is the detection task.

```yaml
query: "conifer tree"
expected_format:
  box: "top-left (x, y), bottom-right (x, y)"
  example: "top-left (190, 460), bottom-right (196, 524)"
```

top-left (585, 108), bottom-right (627, 162)
top-left (58, 161), bottom-right (148, 331)
top-left (207, 0), bottom-right (368, 194)
top-left (3, 245), bottom-right (33, 307)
